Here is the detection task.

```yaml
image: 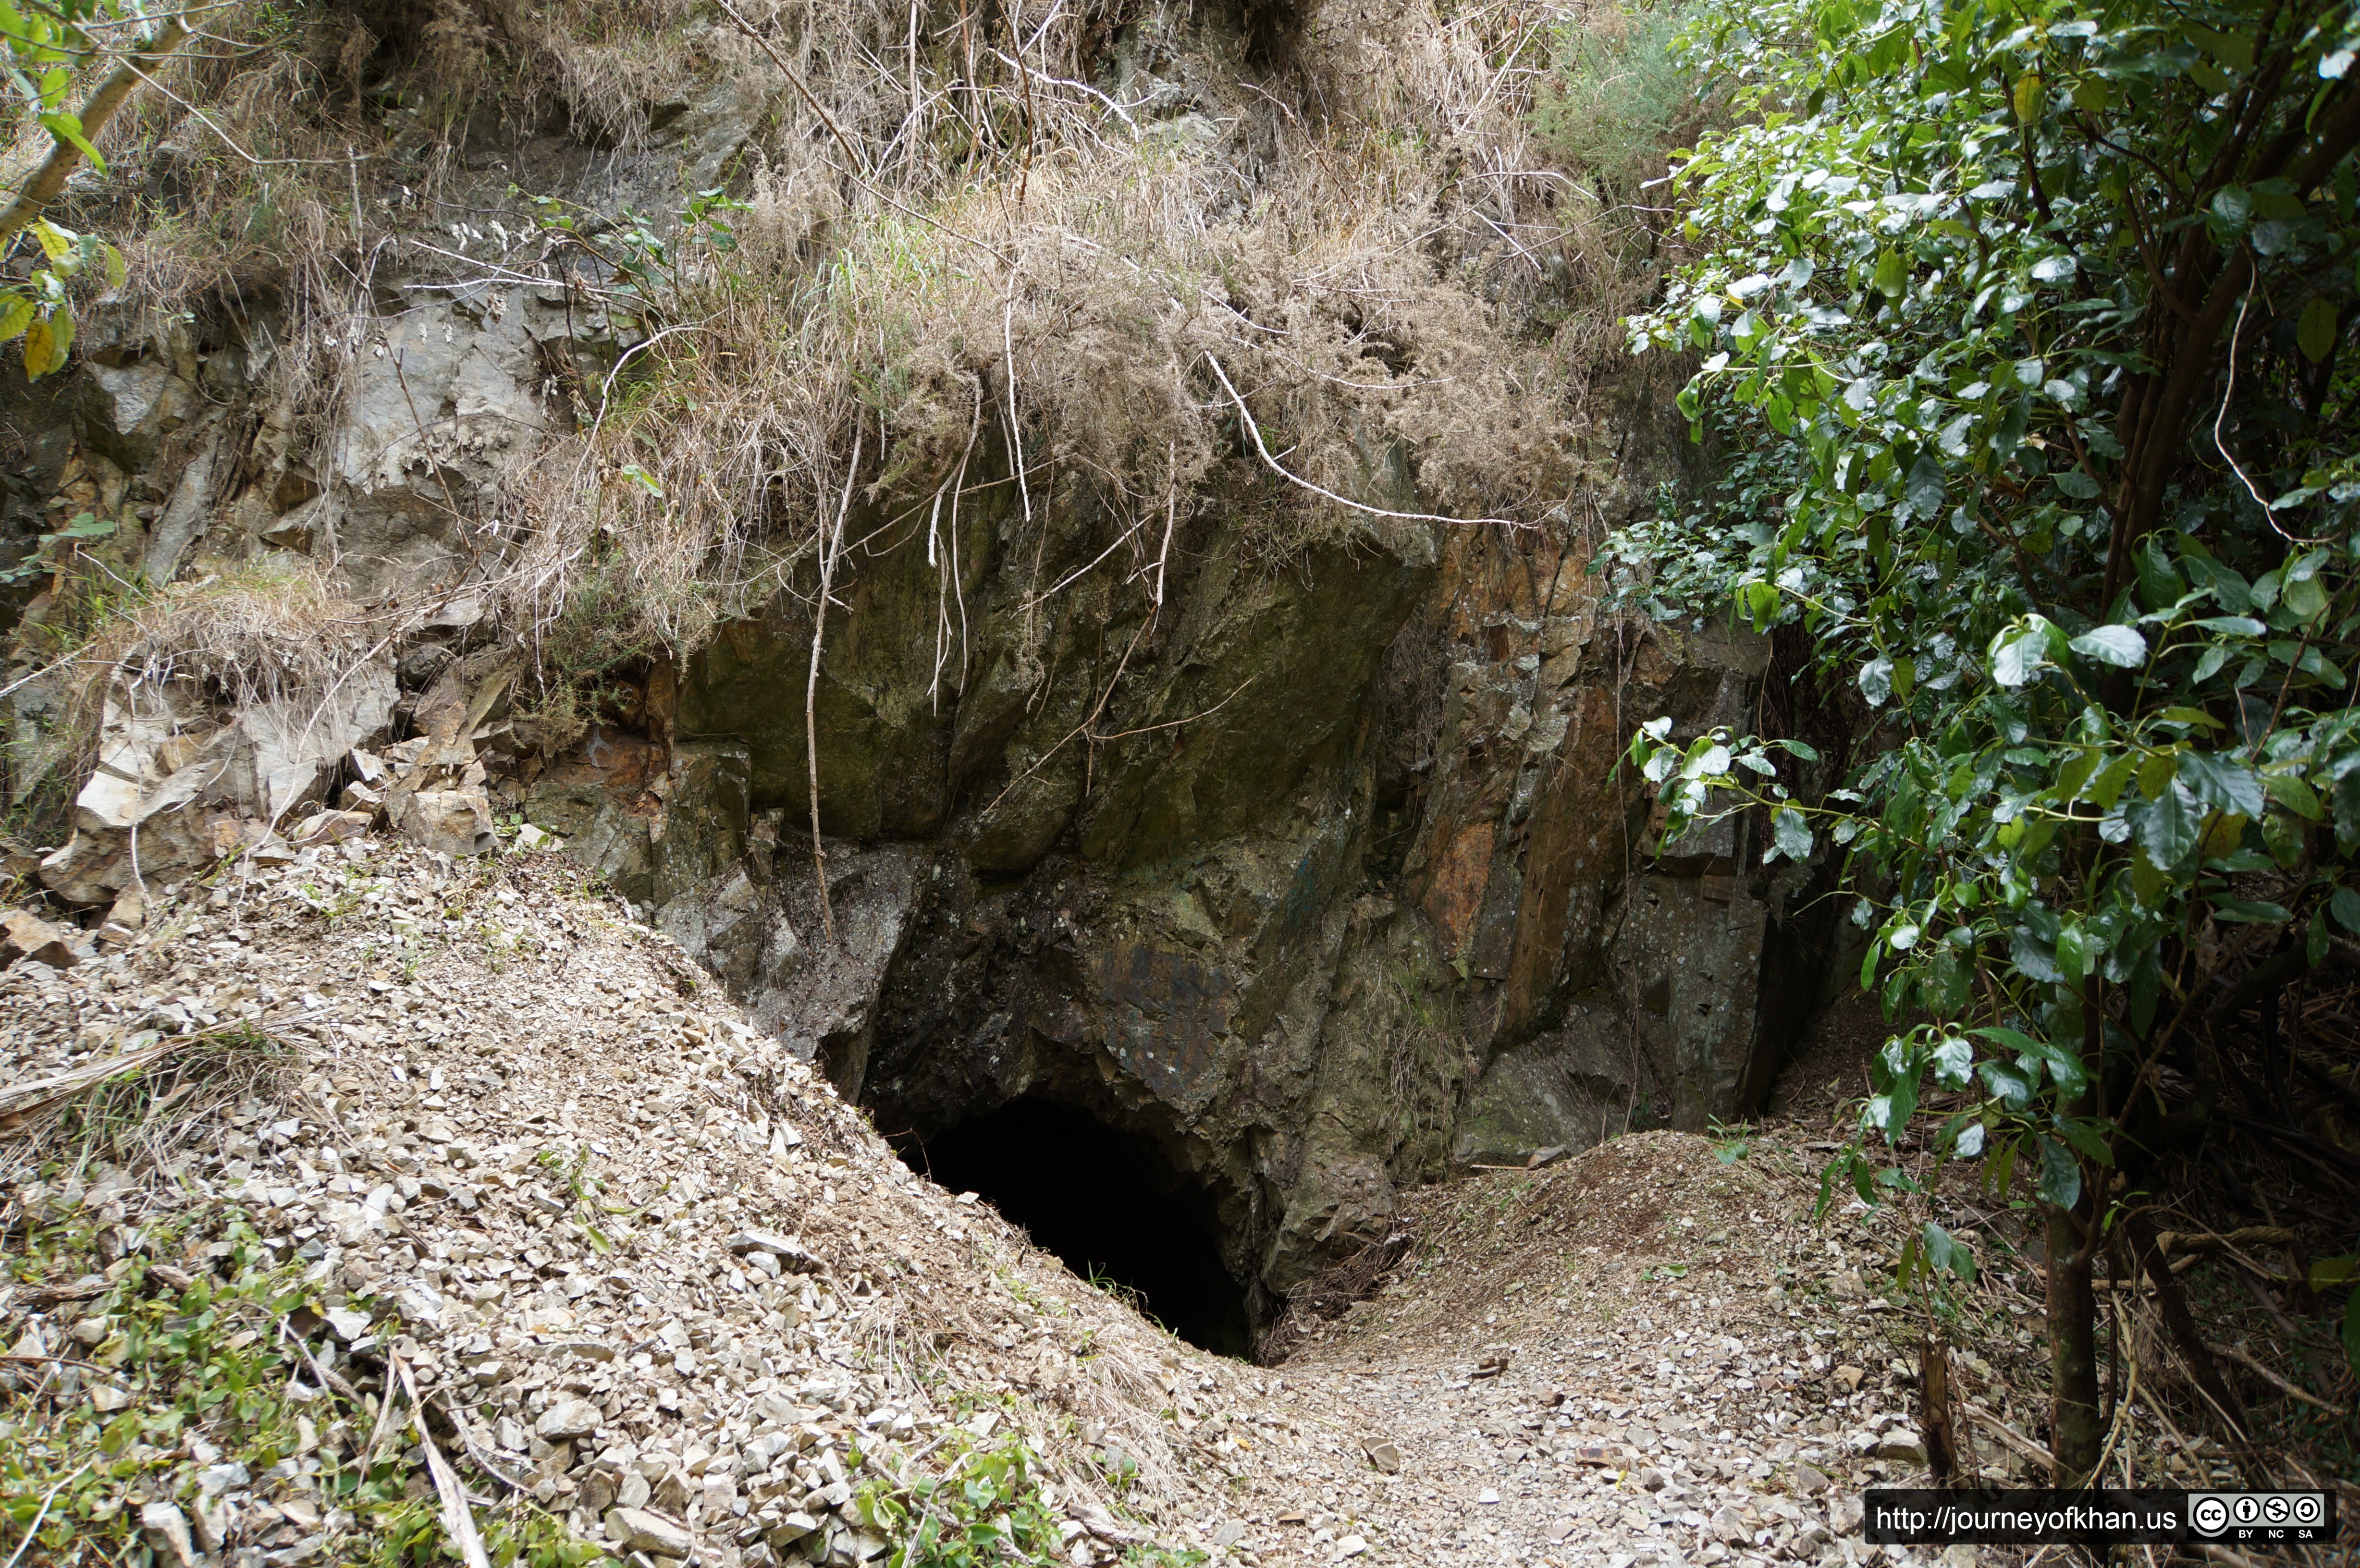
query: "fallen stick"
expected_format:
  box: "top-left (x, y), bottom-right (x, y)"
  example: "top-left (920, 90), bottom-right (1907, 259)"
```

top-left (277, 1320), bottom-right (362, 1404)
top-left (434, 1395), bottom-right (536, 1496)
top-left (0, 1006), bottom-right (328, 1129)
top-left (396, 1358), bottom-right (493, 1568)
top-left (2210, 1342), bottom-right (2347, 1414)
top-left (2155, 1227), bottom-right (2299, 1257)
top-left (0, 1041), bottom-right (172, 1118)
top-left (2095, 1255), bottom-right (2203, 1288)
top-left (1962, 1403), bottom-right (2056, 1473)
top-left (2, 1462), bottom-right (90, 1568)
top-left (0, 1352), bottom-right (116, 1375)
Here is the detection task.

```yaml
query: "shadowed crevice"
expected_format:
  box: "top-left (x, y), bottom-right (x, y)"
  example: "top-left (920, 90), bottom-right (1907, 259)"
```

top-left (896, 1097), bottom-right (1253, 1358)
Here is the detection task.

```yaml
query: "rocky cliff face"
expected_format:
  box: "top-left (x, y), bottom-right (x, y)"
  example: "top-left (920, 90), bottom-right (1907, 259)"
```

top-left (0, 6), bottom-right (1835, 1345)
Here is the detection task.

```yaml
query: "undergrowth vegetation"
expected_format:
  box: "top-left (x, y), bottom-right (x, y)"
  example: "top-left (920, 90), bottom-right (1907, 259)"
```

top-left (482, 0), bottom-right (1627, 696)
top-left (0, 1209), bottom-right (598, 1568)
top-left (0, 0), bottom-right (1723, 852)
top-left (2, 564), bottom-right (387, 839)
top-left (0, 1023), bottom-right (590, 1567)
top-left (1621, 0), bottom-right (2360, 1492)
top-left (852, 1435), bottom-right (1201, 1568)
top-left (1532, 2), bottom-right (1720, 268)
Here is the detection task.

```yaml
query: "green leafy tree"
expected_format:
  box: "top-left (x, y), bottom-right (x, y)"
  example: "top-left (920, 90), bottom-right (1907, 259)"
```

top-left (1618, 0), bottom-right (2360, 1480)
top-left (0, 1), bottom-right (188, 376)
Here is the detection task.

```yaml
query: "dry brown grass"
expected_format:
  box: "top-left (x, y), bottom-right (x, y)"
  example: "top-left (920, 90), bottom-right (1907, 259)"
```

top-left (0, 1020), bottom-right (296, 1191)
top-left (22, 566), bottom-right (395, 812)
top-left (477, 0), bottom-right (1636, 699)
top-left (77, 564), bottom-right (385, 710)
top-left (12, 0), bottom-right (1682, 768)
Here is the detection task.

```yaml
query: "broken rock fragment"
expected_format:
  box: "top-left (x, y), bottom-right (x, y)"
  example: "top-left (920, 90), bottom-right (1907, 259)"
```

top-left (536, 1398), bottom-right (602, 1440)
top-left (764, 1511), bottom-right (822, 1548)
top-left (604, 1507), bottom-right (694, 1559)
top-left (294, 808), bottom-right (375, 846)
top-left (725, 1229), bottom-right (814, 1270)
top-left (0, 909), bottom-right (81, 969)
top-left (140, 1501), bottom-right (197, 1568)
top-left (390, 787), bottom-right (496, 856)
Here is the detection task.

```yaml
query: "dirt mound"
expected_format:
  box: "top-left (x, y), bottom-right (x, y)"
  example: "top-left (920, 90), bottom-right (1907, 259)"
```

top-left (0, 834), bottom-right (1262, 1566)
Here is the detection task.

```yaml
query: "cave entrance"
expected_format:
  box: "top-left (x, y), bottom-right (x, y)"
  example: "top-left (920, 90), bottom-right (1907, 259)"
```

top-left (897, 1099), bottom-right (1252, 1357)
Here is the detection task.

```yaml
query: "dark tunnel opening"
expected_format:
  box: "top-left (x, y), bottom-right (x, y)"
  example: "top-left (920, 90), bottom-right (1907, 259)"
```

top-left (895, 1099), bottom-right (1252, 1358)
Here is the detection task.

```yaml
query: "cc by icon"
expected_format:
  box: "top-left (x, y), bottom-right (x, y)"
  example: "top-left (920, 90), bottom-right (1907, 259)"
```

top-left (2190, 1496), bottom-right (2231, 1535)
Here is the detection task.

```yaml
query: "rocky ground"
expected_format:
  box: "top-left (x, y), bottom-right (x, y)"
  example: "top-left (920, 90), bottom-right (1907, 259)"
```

top-left (1209, 1135), bottom-right (2031, 1568)
top-left (0, 834), bottom-right (1244, 1568)
top-left (0, 827), bottom-right (2093, 1568)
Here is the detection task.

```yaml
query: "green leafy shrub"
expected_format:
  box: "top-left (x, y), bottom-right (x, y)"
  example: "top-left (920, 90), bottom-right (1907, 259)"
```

top-left (1531, 4), bottom-right (1709, 210)
top-left (1619, 0), bottom-right (2360, 1482)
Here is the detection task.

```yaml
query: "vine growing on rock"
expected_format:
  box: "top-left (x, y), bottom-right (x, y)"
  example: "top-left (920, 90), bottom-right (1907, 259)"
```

top-left (1620, 0), bottom-right (2360, 1482)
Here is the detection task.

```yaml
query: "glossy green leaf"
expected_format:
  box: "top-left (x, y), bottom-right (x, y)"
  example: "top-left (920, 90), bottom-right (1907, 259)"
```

top-left (1930, 1034), bottom-right (1973, 1088)
top-left (2212, 895), bottom-right (2292, 922)
top-left (1874, 248), bottom-right (1908, 298)
top-left (2012, 72), bottom-right (2042, 123)
top-left (2263, 771), bottom-right (2322, 819)
top-left (2299, 295), bottom-right (2341, 363)
top-left (2178, 751), bottom-right (2265, 817)
top-left (2284, 570), bottom-right (2330, 621)
top-left (1922, 1220), bottom-right (1976, 1282)
top-left (2187, 24), bottom-right (2254, 71)
top-left (2054, 920), bottom-right (2091, 980)
top-left (1991, 625), bottom-right (2049, 686)
top-left (2035, 1135), bottom-right (2081, 1209)
top-left (36, 109), bottom-right (99, 170)
top-left (2067, 625), bottom-right (2146, 667)
top-left (23, 311), bottom-right (67, 378)
top-left (2127, 781), bottom-right (2200, 870)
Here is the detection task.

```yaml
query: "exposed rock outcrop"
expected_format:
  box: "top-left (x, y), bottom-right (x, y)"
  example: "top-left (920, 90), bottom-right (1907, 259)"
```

top-left (4, 272), bottom-right (1831, 1335)
top-left (510, 458), bottom-right (1836, 1324)
top-left (0, 12), bottom-right (1838, 1341)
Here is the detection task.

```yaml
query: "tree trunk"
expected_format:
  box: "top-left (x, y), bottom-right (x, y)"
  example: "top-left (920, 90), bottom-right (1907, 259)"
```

top-left (2046, 1196), bottom-right (2102, 1484)
top-left (0, 16), bottom-right (189, 251)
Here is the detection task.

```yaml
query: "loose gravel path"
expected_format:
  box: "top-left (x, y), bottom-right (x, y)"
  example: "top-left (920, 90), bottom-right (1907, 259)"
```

top-left (1200, 1134), bottom-right (2029, 1568)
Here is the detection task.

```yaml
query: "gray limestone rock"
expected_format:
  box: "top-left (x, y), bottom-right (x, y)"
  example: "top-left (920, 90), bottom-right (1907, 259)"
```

top-left (391, 787), bottom-right (497, 857)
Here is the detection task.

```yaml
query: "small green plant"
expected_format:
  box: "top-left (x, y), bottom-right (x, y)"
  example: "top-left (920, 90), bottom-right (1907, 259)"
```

top-left (853, 1437), bottom-right (1064, 1568)
top-left (1100, 1445), bottom-right (1141, 1495)
top-left (1707, 1119), bottom-right (1753, 1164)
top-left (521, 186), bottom-right (750, 330)
top-left (1531, 4), bottom-right (1712, 214)
top-left (0, 1208), bottom-right (597, 1567)
top-left (296, 877), bottom-right (370, 923)
top-left (1081, 1265), bottom-right (1143, 1314)
top-left (0, 512), bottom-right (120, 588)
